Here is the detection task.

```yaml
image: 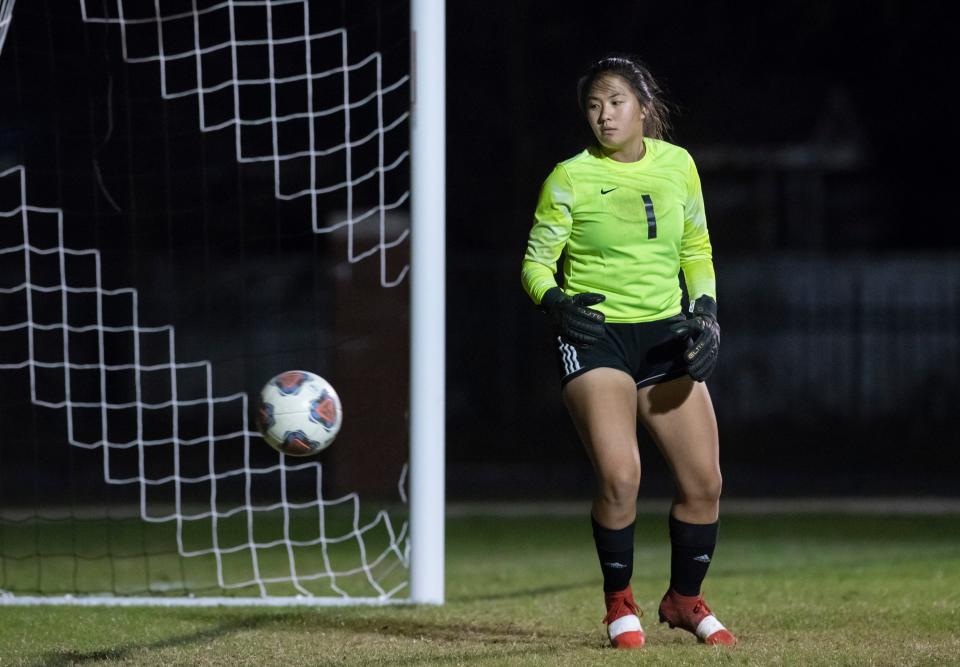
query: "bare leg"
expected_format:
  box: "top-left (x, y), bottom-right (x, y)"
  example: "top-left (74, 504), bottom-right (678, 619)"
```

top-left (637, 376), bottom-right (721, 523)
top-left (563, 367), bottom-right (641, 529)
top-left (637, 376), bottom-right (735, 644)
top-left (565, 367), bottom-right (647, 648)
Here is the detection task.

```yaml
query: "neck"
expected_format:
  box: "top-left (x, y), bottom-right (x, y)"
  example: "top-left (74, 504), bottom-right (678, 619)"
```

top-left (602, 137), bottom-right (646, 163)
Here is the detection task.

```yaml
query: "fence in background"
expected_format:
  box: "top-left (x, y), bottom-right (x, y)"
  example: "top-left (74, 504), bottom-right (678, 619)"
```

top-left (447, 252), bottom-right (960, 497)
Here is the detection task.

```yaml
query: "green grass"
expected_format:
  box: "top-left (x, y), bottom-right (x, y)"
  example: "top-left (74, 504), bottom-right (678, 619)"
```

top-left (0, 505), bottom-right (408, 598)
top-left (2, 512), bottom-right (959, 665)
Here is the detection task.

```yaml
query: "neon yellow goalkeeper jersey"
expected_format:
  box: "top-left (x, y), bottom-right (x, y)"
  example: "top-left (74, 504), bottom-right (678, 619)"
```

top-left (521, 138), bottom-right (716, 323)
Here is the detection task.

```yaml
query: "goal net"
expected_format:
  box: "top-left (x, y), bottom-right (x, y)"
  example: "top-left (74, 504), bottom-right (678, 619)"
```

top-left (0, 0), bottom-right (426, 605)
top-left (0, 0), bottom-right (14, 56)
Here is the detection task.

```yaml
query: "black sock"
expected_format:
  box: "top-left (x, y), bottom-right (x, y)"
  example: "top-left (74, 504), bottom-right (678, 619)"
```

top-left (592, 517), bottom-right (635, 593)
top-left (668, 515), bottom-right (718, 596)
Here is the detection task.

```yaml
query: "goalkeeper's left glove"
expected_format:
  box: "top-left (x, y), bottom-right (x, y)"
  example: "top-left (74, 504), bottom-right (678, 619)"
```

top-left (669, 295), bottom-right (720, 382)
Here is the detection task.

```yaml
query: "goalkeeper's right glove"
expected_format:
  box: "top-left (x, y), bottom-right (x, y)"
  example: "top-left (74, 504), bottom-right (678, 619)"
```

top-left (540, 287), bottom-right (606, 347)
top-left (669, 294), bottom-right (720, 382)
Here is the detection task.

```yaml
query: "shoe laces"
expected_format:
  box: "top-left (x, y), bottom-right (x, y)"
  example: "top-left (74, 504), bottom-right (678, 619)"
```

top-left (603, 592), bottom-right (643, 624)
top-left (691, 597), bottom-right (711, 618)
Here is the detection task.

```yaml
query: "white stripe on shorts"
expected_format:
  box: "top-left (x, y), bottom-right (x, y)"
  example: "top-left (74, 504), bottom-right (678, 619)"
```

top-left (635, 371), bottom-right (666, 386)
top-left (557, 337), bottom-right (581, 377)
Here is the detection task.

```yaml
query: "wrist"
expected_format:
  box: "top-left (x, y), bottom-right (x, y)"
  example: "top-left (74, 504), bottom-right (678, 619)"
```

top-left (540, 287), bottom-right (567, 310)
top-left (691, 294), bottom-right (717, 320)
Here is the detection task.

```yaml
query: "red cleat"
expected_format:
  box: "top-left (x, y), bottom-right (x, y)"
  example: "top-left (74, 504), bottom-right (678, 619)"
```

top-left (603, 586), bottom-right (646, 648)
top-left (658, 589), bottom-right (736, 645)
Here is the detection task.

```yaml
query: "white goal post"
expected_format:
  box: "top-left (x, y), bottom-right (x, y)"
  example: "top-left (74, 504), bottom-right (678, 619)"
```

top-left (0, 0), bottom-right (445, 606)
top-left (409, 0), bottom-right (445, 605)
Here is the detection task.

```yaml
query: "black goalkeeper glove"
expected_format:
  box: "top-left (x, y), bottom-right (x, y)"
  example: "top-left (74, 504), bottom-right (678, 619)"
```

top-left (669, 295), bottom-right (720, 382)
top-left (540, 287), bottom-right (606, 347)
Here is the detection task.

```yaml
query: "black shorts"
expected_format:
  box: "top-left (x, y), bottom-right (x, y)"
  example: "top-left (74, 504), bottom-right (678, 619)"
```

top-left (555, 315), bottom-right (689, 389)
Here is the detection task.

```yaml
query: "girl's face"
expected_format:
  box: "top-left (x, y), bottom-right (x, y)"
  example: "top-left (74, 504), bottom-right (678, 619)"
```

top-left (584, 74), bottom-right (646, 155)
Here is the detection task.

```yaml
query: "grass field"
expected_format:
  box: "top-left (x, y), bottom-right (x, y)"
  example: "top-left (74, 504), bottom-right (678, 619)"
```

top-left (1, 510), bottom-right (959, 666)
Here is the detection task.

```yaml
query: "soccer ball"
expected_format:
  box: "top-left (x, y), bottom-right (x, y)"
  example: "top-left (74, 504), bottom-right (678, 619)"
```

top-left (257, 371), bottom-right (343, 456)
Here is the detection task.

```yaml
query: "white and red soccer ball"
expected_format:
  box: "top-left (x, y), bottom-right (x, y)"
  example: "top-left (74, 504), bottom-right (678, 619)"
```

top-left (257, 371), bottom-right (343, 456)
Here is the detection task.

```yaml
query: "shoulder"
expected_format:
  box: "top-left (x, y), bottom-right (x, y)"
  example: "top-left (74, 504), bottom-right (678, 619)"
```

top-left (547, 149), bottom-right (594, 179)
top-left (550, 147), bottom-right (608, 183)
top-left (538, 149), bottom-right (593, 189)
top-left (647, 138), bottom-right (694, 166)
top-left (648, 139), bottom-right (701, 192)
top-left (558, 148), bottom-right (594, 168)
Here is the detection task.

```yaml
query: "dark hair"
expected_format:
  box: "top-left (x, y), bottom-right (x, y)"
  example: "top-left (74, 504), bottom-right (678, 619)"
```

top-left (577, 54), bottom-right (671, 140)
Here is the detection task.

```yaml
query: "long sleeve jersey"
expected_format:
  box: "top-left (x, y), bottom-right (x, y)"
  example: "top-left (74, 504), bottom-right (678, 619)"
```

top-left (521, 138), bottom-right (715, 323)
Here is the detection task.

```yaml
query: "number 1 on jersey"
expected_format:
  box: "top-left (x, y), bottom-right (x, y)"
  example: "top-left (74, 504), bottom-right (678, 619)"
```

top-left (641, 194), bottom-right (657, 240)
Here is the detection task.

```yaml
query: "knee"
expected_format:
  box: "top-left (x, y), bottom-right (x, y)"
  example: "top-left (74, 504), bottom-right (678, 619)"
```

top-left (597, 466), bottom-right (641, 508)
top-left (678, 472), bottom-right (723, 508)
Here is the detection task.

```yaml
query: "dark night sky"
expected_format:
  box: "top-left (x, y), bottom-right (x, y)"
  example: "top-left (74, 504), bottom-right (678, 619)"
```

top-left (443, 1), bottom-right (960, 496)
top-left (1, 1), bottom-right (958, 499)
top-left (446, 1), bottom-right (959, 254)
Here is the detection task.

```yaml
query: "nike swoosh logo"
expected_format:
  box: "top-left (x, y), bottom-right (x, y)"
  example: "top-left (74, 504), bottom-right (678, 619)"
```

top-left (601, 187), bottom-right (618, 195)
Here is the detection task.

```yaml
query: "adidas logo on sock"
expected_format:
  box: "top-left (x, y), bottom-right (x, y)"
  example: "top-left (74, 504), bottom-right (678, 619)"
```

top-left (693, 554), bottom-right (711, 563)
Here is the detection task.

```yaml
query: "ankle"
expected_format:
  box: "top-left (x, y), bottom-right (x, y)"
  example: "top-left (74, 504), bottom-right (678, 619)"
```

top-left (666, 589), bottom-right (701, 603)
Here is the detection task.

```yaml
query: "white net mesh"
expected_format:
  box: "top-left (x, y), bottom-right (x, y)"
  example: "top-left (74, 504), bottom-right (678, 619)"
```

top-left (0, 1), bottom-right (412, 604)
top-left (79, 0), bottom-right (410, 287)
top-left (0, 0), bottom-right (15, 58)
top-left (0, 162), bottom-right (409, 602)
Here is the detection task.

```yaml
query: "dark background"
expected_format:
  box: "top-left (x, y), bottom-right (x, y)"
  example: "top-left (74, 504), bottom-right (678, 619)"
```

top-left (445, 1), bottom-right (960, 497)
top-left (1, 1), bottom-right (958, 506)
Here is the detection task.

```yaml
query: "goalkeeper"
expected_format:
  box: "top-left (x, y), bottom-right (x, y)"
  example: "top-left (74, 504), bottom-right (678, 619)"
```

top-left (521, 54), bottom-right (735, 649)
